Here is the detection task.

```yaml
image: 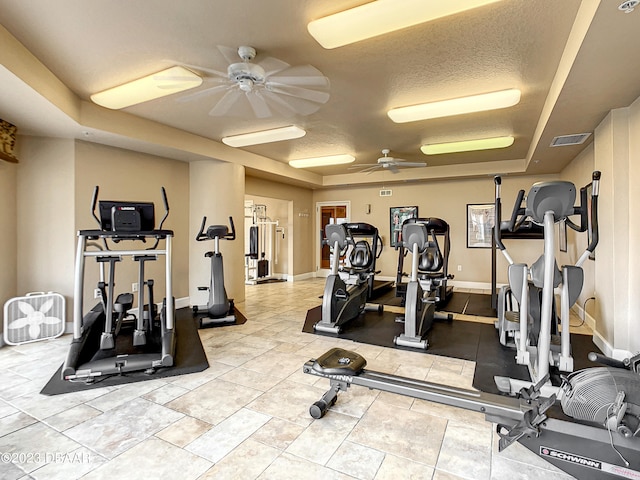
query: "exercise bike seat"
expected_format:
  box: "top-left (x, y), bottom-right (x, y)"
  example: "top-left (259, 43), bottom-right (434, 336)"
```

top-left (418, 243), bottom-right (443, 273)
top-left (347, 240), bottom-right (373, 274)
top-left (312, 348), bottom-right (366, 376)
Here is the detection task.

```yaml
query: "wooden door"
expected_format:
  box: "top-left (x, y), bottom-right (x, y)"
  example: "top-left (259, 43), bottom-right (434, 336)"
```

top-left (320, 205), bottom-right (347, 269)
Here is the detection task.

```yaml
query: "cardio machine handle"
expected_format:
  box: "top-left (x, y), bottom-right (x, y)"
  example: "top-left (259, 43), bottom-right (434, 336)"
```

top-left (588, 352), bottom-right (629, 370)
top-left (91, 186), bottom-right (101, 228)
top-left (195, 216), bottom-right (236, 241)
top-left (226, 216), bottom-right (236, 240)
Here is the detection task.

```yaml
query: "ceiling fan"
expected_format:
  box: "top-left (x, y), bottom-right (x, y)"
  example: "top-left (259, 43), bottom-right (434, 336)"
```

top-left (351, 149), bottom-right (427, 174)
top-left (176, 45), bottom-right (330, 118)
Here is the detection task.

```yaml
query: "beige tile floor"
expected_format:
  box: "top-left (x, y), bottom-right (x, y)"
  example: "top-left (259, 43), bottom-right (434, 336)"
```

top-left (0, 279), bottom-right (583, 480)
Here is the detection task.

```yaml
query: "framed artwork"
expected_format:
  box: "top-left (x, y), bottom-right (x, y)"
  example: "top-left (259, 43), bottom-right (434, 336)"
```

top-left (467, 203), bottom-right (495, 248)
top-left (390, 206), bottom-right (418, 247)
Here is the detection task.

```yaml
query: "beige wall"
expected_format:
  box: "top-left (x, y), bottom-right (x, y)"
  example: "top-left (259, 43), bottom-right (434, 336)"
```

top-left (0, 156), bottom-right (18, 338)
top-left (16, 136), bottom-right (76, 322)
top-left (75, 141), bottom-right (190, 310)
top-left (245, 176), bottom-right (313, 277)
top-left (313, 174), bottom-right (559, 285)
top-left (189, 161), bottom-right (245, 305)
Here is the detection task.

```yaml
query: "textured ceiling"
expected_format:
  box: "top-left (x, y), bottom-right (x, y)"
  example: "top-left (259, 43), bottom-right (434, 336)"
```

top-left (0, 0), bottom-right (639, 186)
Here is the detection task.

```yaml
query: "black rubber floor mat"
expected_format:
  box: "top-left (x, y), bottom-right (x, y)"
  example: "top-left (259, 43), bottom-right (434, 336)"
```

top-left (464, 293), bottom-right (497, 317)
top-left (41, 308), bottom-right (209, 395)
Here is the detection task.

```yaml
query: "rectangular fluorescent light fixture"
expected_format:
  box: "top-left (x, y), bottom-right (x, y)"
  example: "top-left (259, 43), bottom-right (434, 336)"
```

top-left (289, 154), bottom-right (355, 169)
top-left (421, 136), bottom-right (514, 155)
top-left (222, 126), bottom-right (306, 147)
top-left (90, 66), bottom-right (202, 109)
top-left (308, 0), bottom-right (503, 49)
top-left (388, 89), bottom-right (520, 123)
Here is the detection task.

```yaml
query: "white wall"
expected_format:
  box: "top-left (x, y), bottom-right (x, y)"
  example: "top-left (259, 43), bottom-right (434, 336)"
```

top-left (591, 96), bottom-right (639, 356)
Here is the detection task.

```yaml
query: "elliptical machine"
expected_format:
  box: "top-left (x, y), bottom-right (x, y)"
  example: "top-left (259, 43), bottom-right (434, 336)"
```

top-left (193, 216), bottom-right (236, 328)
top-left (394, 221), bottom-right (453, 349)
top-left (493, 172), bottom-right (600, 396)
top-left (314, 222), bottom-right (383, 334)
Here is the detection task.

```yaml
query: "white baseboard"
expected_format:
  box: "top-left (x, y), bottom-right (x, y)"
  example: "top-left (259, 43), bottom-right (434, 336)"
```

top-left (288, 272), bottom-right (316, 282)
top-left (449, 280), bottom-right (497, 290)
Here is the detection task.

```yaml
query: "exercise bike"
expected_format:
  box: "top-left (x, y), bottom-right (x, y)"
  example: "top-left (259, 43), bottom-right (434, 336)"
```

top-left (314, 222), bottom-right (383, 334)
top-left (395, 217), bottom-right (454, 309)
top-left (394, 221), bottom-right (453, 349)
top-left (193, 216), bottom-right (236, 328)
top-left (493, 172), bottom-right (600, 396)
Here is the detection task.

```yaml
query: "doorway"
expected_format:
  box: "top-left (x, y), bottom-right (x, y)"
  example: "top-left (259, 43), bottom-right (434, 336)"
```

top-left (316, 201), bottom-right (350, 275)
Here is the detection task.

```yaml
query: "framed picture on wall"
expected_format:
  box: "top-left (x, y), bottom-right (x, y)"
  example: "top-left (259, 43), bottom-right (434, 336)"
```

top-left (390, 206), bottom-right (418, 247)
top-left (467, 203), bottom-right (495, 248)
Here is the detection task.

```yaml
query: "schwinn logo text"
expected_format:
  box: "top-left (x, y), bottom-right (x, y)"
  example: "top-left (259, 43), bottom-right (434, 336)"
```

top-left (540, 447), bottom-right (601, 470)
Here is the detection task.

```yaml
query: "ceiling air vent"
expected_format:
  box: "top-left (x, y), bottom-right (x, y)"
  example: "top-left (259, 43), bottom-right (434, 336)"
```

top-left (379, 189), bottom-right (392, 197)
top-left (550, 133), bottom-right (591, 147)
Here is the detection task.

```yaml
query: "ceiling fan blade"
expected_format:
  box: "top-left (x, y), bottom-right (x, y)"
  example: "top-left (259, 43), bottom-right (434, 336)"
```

top-left (246, 92), bottom-right (273, 118)
top-left (395, 161), bottom-right (427, 167)
top-left (387, 164), bottom-right (400, 174)
top-left (177, 83), bottom-right (230, 103)
top-left (256, 56), bottom-right (291, 76)
top-left (348, 163), bottom-right (379, 169)
top-left (209, 89), bottom-right (242, 116)
top-left (261, 90), bottom-right (321, 116)
top-left (268, 65), bottom-right (329, 87)
top-left (179, 62), bottom-right (228, 79)
top-left (216, 45), bottom-right (242, 64)
top-left (267, 83), bottom-right (330, 104)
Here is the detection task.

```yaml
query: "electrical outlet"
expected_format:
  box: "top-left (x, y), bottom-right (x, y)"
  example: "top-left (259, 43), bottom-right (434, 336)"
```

top-left (94, 288), bottom-right (101, 299)
top-left (132, 283), bottom-right (138, 292)
top-left (457, 265), bottom-right (462, 272)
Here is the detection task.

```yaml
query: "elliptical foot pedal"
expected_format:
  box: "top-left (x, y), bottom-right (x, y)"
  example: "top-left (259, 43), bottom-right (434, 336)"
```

top-left (312, 348), bottom-right (366, 376)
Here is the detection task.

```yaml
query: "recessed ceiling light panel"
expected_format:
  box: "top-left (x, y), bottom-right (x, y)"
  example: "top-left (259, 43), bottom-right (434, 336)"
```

top-left (388, 89), bottom-right (521, 123)
top-left (222, 126), bottom-right (306, 147)
top-left (308, 0), bottom-right (503, 49)
top-left (91, 66), bottom-right (202, 110)
top-left (421, 136), bottom-right (514, 155)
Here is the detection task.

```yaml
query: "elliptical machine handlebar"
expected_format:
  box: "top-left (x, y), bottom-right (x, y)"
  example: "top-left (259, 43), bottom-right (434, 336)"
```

top-left (196, 216), bottom-right (236, 242)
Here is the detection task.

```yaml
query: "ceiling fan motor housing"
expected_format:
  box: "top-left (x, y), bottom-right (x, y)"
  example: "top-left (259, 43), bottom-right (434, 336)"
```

top-left (227, 62), bottom-right (266, 91)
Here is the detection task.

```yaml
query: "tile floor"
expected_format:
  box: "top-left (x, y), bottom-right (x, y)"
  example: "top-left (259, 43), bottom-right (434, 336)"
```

top-left (0, 279), bottom-right (581, 479)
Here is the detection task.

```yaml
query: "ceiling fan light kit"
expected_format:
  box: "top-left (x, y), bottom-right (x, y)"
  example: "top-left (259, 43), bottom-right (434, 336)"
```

top-left (289, 154), bottom-right (355, 169)
top-left (90, 66), bottom-right (202, 109)
top-left (222, 125), bottom-right (306, 147)
top-left (421, 135), bottom-right (514, 155)
top-left (387, 88), bottom-right (521, 123)
top-left (307, 0), bottom-right (503, 49)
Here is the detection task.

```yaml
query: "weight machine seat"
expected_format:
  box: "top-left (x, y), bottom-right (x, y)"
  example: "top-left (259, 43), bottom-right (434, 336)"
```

top-left (312, 348), bottom-right (366, 376)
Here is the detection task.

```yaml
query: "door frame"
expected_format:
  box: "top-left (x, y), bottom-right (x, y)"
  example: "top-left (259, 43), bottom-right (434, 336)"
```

top-left (315, 201), bottom-right (350, 277)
